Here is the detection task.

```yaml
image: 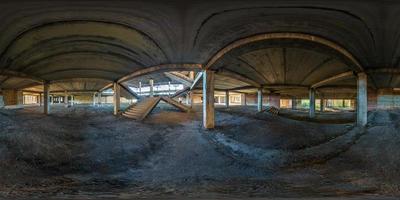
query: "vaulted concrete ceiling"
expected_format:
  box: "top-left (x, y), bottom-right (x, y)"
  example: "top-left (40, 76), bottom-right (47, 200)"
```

top-left (0, 0), bottom-right (399, 94)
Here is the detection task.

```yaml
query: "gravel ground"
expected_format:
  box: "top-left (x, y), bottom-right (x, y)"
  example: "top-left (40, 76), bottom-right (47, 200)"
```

top-left (0, 105), bottom-right (398, 199)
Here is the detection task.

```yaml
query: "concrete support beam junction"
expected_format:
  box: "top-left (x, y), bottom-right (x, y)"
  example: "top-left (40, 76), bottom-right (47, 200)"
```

top-left (309, 88), bottom-right (316, 118)
top-left (357, 72), bottom-right (368, 126)
top-left (113, 82), bottom-right (120, 115)
top-left (203, 70), bottom-right (215, 129)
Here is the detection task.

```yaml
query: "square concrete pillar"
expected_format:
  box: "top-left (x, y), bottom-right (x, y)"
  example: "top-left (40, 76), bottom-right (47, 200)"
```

top-left (64, 91), bottom-right (69, 107)
top-left (93, 93), bottom-right (97, 106)
top-left (292, 97), bottom-right (297, 110)
top-left (309, 88), bottom-right (316, 118)
top-left (257, 89), bottom-right (263, 112)
top-left (203, 70), bottom-right (215, 129)
top-left (320, 98), bottom-right (325, 112)
top-left (225, 90), bottom-right (230, 108)
top-left (39, 93), bottom-right (42, 106)
top-left (241, 94), bottom-right (246, 106)
top-left (357, 72), bottom-right (368, 126)
top-left (43, 82), bottom-right (50, 115)
top-left (113, 82), bottom-right (120, 115)
top-left (139, 82), bottom-right (142, 96)
top-left (149, 79), bottom-right (154, 97)
top-left (97, 93), bottom-right (101, 106)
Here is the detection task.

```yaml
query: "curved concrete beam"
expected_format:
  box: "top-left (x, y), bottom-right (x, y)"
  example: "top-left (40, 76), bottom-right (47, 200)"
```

top-left (117, 64), bottom-right (202, 83)
top-left (216, 68), bottom-right (261, 88)
top-left (204, 33), bottom-right (364, 72)
top-left (311, 71), bottom-right (356, 88)
top-left (0, 69), bottom-right (43, 83)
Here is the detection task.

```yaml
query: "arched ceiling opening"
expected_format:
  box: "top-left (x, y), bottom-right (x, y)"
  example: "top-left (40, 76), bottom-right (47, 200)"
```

top-left (0, 21), bottom-right (167, 82)
top-left (206, 34), bottom-right (361, 96)
top-left (0, 1), bottom-right (399, 94)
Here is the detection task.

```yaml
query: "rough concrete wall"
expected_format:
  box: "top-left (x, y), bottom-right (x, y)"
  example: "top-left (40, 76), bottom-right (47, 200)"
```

top-left (268, 94), bottom-right (281, 108)
top-left (368, 89), bottom-right (378, 111)
top-left (245, 94), bottom-right (268, 106)
top-left (73, 95), bottom-right (94, 104)
top-left (376, 89), bottom-right (400, 109)
top-left (2, 90), bottom-right (23, 106)
top-left (378, 95), bottom-right (400, 109)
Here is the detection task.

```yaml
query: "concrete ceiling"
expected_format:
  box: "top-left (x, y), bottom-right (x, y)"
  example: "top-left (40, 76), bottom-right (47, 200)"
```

top-left (0, 0), bottom-right (399, 95)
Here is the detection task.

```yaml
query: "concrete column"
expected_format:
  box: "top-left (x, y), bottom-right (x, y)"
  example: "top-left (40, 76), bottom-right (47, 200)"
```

top-left (17, 91), bottom-right (23, 106)
top-left (113, 82), bottom-right (120, 115)
top-left (190, 92), bottom-right (194, 107)
top-left (320, 98), bottom-right (325, 112)
top-left (309, 88), bottom-right (316, 118)
top-left (93, 93), bottom-right (97, 106)
top-left (139, 82), bottom-right (142, 96)
top-left (168, 81), bottom-right (171, 96)
top-left (241, 94), bottom-right (246, 106)
top-left (257, 89), bottom-right (263, 112)
top-left (44, 82), bottom-right (50, 114)
top-left (64, 91), bottom-right (69, 107)
top-left (149, 79), bottom-right (154, 97)
top-left (203, 70), bottom-right (215, 129)
top-left (97, 93), bottom-right (101, 106)
top-left (357, 72), bottom-right (368, 126)
top-left (225, 90), bottom-right (230, 108)
top-left (39, 93), bottom-right (42, 106)
top-left (186, 93), bottom-right (190, 105)
top-left (292, 97), bottom-right (297, 110)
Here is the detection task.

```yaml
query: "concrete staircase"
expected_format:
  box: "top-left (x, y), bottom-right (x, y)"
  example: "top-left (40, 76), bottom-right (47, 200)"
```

top-left (161, 97), bottom-right (191, 112)
top-left (260, 106), bottom-right (280, 116)
top-left (170, 87), bottom-right (190, 98)
top-left (122, 97), bottom-right (161, 120)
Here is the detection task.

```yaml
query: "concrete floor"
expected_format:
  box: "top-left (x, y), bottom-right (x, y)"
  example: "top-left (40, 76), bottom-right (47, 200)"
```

top-left (0, 105), bottom-right (399, 199)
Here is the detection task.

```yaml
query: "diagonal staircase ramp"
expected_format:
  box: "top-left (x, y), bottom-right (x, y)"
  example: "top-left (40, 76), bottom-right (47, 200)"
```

top-left (122, 97), bottom-right (161, 120)
top-left (170, 87), bottom-right (190, 98)
top-left (259, 106), bottom-right (280, 116)
top-left (161, 97), bottom-right (192, 113)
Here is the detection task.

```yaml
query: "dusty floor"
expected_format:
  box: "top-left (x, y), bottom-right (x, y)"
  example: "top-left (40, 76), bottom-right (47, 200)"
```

top-left (0, 104), bottom-right (399, 199)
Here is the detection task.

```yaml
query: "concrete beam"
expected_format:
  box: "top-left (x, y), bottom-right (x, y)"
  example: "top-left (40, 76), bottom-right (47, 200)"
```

top-left (217, 68), bottom-right (261, 88)
top-left (190, 72), bottom-right (203, 90)
top-left (205, 33), bottom-right (363, 72)
top-left (203, 70), bottom-right (215, 129)
top-left (0, 69), bottom-right (43, 83)
top-left (117, 64), bottom-right (202, 83)
top-left (357, 72), bottom-right (368, 126)
top-left (119, 83), bottom-right (139, 99)
top-left (311, 71), bottom-right (356, 88)
top-left (99, 83), bottom-right (113, 92)
top-left (164, 72), bottom-right (193, 87)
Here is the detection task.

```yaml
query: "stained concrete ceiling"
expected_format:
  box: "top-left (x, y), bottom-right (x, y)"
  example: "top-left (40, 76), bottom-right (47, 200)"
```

top-left (0, 0), bottom-right (399, 95)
